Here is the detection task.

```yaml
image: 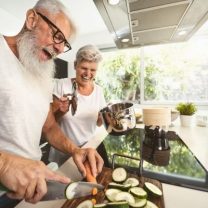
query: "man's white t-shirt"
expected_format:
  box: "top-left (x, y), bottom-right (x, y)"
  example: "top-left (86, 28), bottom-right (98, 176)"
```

top-left (49, 78), bottom-right (106, 164)
top-left (0, 35), bottom-right (51, 160)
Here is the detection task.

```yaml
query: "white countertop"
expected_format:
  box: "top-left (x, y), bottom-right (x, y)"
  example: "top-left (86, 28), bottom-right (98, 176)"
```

top-left (16, 125), bottom-right (208, 208)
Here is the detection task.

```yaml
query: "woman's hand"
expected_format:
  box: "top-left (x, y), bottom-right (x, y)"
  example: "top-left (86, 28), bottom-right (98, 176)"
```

top-left (52, 95), bottom-right (70, 120)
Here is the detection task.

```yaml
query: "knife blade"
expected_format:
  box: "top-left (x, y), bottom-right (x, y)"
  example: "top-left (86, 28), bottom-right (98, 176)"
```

top-left (41, 181), bottom-right (104, 201)
top-left (0, 181), bottom-right (104, 201)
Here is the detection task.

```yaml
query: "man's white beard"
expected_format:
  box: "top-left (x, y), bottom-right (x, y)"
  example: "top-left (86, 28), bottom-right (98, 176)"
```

top-left (17, 31), bottom-right (55, 92)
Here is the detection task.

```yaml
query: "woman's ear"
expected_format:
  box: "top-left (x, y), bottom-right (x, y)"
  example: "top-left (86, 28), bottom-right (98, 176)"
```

top-left (25, 9), bottom-right (38, 30)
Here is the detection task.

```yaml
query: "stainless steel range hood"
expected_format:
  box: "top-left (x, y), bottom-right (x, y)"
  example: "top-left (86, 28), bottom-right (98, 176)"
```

top-left (93, 0), bottom-right (208, 49)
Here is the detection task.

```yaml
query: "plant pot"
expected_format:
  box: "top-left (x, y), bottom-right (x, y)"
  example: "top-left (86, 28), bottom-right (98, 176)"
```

top-left (180, 115), bottom-right (194, 127)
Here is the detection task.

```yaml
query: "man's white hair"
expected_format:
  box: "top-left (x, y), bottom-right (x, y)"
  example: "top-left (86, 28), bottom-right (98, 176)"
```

top-left (34, 0), bottom-right (69, 15)
top-left (33, 0), bottom-right (76, 39)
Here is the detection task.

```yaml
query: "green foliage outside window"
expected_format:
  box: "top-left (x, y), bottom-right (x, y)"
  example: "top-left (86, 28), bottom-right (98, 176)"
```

top-left (96, 51), bottom-right (141, 103)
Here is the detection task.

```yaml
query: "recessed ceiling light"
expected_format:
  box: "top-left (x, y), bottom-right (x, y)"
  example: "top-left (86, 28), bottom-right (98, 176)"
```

top-left (121, 38), bottom-right (129, 43)
top-left (178, 31), bottom-right (187, 36)
top-left (108, 0), bottom-right (120, 5)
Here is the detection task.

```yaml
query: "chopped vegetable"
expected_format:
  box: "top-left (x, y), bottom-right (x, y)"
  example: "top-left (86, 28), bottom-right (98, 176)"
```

top-left (84, 160), bottom-right (98, 197)
top-left (77, 199), bottom-right (94, 208)
top-left (144, 182), bottom-right (162, 197)
top-left (112, 167), bottom-right (127, 183)
top-left (92, 187), bottom-right (98, 196)
top-left (129, 198), bottom-right (147, 208)
top-left (105, 189), bottom-right (122, 202)
top-left (84, 160), bottom-right (97, 183)
top-left (91, 198), bottom-right (97, 205)
top-left (108, 182), bottom-right (131, 191)
top-left (123, 178), bottom-right (139, 187)
top-left (144, 200), bottom-right (159, 208)
top-left (114, 191), bottom-right (135, 204)
top-left (65, 182), bottom-right (78, 200)
top-left (93, 203), bottom-right (107, 207)
top-left (107, 201), bottom-right (129, 208)
top-left (129, 187), bottom-right (147, 199)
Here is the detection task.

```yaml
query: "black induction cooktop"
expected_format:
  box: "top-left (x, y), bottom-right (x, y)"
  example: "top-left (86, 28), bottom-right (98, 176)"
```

top-left (97, 127), bottom-right (208, 192)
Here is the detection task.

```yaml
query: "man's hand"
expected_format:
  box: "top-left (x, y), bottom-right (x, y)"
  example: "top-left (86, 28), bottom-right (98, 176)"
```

top-left (72, 148), bottom-right (104, 178)
top-left (0, 152), bottom-right (70, 204)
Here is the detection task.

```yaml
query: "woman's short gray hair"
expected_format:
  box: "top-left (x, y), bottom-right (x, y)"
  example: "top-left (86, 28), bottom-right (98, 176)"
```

top-left (75, 45), bottom-right (103, 65)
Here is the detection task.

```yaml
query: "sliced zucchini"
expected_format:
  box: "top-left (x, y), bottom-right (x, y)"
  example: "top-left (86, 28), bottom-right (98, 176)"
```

top-left (129, 187), bottom-right (147, 199)
top-left (144, 182), bottom-right (162, 197)
top-left (105, 189), bottom-right (122, 202)
top-left (107, 201), bottom-right (129, 208)
top-left (129, 198), bottom-right (147, 208)
top-left (93, 204), bottom-right (107, 207)
top-left (123, 178), bottom-right (139, 187)
top-left (112, 168), bottom-right (127, 183)
top-left (108, 182), bottom-right (131, 191)
top-left (144, 201), bottom-right (159, 208)
top-left (114, 192), bottom-right (135, 204)
top-left (77, 199), bottom-right (93, 208)
top-left (65, 182), bottom-right (78, 199)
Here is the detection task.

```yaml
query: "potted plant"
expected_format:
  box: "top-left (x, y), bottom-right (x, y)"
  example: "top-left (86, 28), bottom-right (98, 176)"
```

top-left (176, 102), bottom-right (197, 127)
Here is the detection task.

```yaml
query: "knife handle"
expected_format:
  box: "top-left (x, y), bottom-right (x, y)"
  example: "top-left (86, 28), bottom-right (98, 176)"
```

top-left (84, 161), bottom-right (97, 183)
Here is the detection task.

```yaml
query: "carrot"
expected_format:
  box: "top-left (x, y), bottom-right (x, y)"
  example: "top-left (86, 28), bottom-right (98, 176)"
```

top-left (84, 160), bottom-right (97, 183)
top-left (91, 187), bottom-right (98, 196)
top-left (84, 160), bottom-right (98, 197)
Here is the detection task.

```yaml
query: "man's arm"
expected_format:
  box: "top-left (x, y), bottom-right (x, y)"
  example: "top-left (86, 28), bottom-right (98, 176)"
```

top-left (42, 106), bottom-right (104, 177)
top-left (0, 151), bottom-right (70, 203)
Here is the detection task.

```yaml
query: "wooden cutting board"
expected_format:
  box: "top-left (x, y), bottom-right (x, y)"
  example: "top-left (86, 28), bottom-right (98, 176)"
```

top-left (61, 167), bottom-right (165, 208)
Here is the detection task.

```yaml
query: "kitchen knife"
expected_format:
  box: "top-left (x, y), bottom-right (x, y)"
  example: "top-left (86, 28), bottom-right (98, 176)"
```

top-left (0, 181), bottom-right (104, 201)
top-left (41, 181), bottom-right (104, 201)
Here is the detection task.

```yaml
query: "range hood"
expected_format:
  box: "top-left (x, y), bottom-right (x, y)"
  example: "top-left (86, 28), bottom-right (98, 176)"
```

top-left (93, 0), bottom-right (208, 49)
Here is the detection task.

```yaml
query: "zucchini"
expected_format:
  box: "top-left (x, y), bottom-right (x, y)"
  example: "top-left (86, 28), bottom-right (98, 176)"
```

top-left (94, 204), bottom-right (107, 207)
top-left (144, 182), bottom-right (162, 197)
top-left (112, 168), bottom-right (127, 183)
top-left (108, 182), bottom-right (131, 191)
top-left (144, 201), bottom-right (159, 208)
top-left (123, 178), bottom-right (139, 187)
top-left (77, 199), bottom-right (93, 208)
top-left (107, 201), bottom-right (129, 208)
top-left (114, 192), bottom-right (135, 204)
top-left (105, 189), bottom-right (122, 202)
top-left (129, 198), bottom-right (147, 208)
top-left (65, 182), bottom-right (78, 199)
top-left (129, 187), bottom-right (147, 199)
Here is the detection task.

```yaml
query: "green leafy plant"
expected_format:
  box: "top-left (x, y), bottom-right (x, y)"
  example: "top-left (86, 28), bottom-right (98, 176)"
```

top-left (176, 102), bottom-right (197, 115)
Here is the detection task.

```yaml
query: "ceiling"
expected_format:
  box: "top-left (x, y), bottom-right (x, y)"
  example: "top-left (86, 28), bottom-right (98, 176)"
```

top-left (0, 0), bottom-right (115, 61)
top-left (0, 0), bottom-right (208, 61)
top-left (94, 0), bottom-right (208, 49)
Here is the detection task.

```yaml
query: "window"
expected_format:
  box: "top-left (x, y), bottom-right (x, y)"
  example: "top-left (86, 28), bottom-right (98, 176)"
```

top-left (143, 39), bottom-right (208, 104)
top-left (96, 50), bottom-right (141, 103)
top-left (96, 22), bottom-right (208, 105)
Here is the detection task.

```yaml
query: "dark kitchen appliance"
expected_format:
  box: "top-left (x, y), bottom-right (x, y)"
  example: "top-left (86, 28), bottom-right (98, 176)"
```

top-left (142, 125), bottom-right (170, 166)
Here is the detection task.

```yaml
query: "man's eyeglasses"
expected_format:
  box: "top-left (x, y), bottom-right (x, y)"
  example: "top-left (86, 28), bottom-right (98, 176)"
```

top-left (37, 12), bottom-right (72, 53)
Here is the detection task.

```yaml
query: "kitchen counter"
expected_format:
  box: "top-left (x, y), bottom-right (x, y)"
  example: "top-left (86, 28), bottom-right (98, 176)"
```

top-left (16, 125), bottom-right (208, 208)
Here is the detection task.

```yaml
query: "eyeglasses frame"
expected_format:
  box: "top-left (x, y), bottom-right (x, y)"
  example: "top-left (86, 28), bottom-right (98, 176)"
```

top-left (36, 11), bottom-right (72, 53)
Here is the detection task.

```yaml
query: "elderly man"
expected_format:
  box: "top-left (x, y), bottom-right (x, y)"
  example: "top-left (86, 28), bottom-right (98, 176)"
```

top-left (0, 0), bottom-right (103, 206)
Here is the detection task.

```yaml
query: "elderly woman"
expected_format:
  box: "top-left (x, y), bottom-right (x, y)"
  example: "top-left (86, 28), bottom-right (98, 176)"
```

top-left (49, 44), bottom-right (106, 165)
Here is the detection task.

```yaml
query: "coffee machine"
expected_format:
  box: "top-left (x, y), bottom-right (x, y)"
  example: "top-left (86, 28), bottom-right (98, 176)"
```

top-left (141, 108), bottom-right (171, 166)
